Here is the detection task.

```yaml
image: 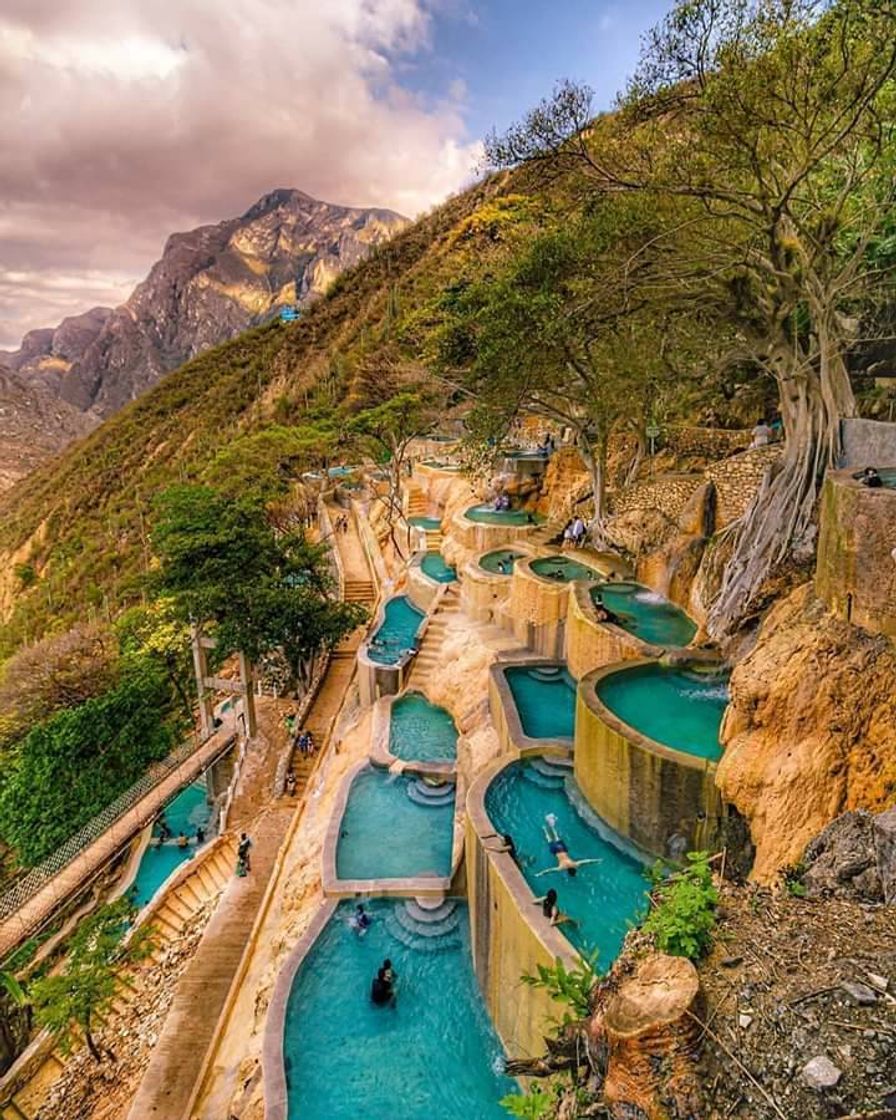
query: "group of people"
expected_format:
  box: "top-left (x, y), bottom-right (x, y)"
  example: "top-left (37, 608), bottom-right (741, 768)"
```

top-left (562, 516), bottom-right (587, 548)
top-left (750, 413), bottom-right (785, 448)
top-left (154, 814), bottom-right (206, 849)
top-left (492, 491), bottom-right (512, 511)
top-left (334, 514), bottom-right (351, 534)
top-left (853, 466), bottom-right (885, 489)
top-left (296, 729), bottom-right (316, 756)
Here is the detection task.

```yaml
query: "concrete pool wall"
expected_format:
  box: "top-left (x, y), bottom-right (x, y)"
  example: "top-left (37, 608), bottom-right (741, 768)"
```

top-left (449, 507), bottom-right (544, 553)
top-left (575, 662), bottom-right (724, 859)
top-left (488, 662), bottom-right (575, 758)
top-left (461, 545), bottom-right (534, 623)
top-left (357, 594), bottom-right (429, 706)
top-left (466, 759), bottom-right (577, 1057)
top-left (506, 556), bottom-right (603, 658)
top-left (815, 468), bottom-right (896, 639)
top-left (566, 583), bottom-right (667, 679)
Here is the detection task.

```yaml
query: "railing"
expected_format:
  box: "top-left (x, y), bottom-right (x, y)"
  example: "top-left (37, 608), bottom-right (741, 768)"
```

top-left (0, 727), bottom-right (236, 922)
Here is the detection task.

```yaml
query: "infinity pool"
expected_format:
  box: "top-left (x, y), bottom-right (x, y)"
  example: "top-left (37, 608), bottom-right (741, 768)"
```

top-left (591, 582), bottom-right (696, 647)
top-left (503, 665), bottom-right (577, 740)
top-left (479, 549), bottom-right (524, 575)
top-left (531, 554), bottom-right (601, 582)
top-left (421, 552), bottom-right (457, 583)
top-left (390, 693), bottom-right (457, 763)
top-left (368, 595), bottom-right (425, 665)
top-left (129, 780), bottom-right (213, 908)
top-left (595, 663), bottom-right (729, 761)
top-left (283, 899), bottom-right (512, 1119)
top-left (485, 759), bottom-right (647, 962)
top-left (465, 504), bottom-right (544, 526)
top-left (409, 516), bottom-right (443, 531)
top-left (336, 767), bottom-right (454, 881)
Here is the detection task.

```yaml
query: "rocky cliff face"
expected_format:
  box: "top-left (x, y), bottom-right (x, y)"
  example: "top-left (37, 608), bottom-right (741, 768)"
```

top-left (719, 584), bottom-right (896, 882)
top-left (0, 365), bottom-right (97, 493)
top-left (5, 189), bottom-right (407, 419)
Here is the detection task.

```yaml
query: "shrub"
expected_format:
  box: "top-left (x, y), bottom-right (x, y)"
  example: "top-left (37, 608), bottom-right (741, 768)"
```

top-left (643, 851), bottom-right (718, 960)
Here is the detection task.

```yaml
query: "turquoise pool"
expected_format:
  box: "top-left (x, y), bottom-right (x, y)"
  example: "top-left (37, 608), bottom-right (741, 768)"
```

top-left (591, 582), bottom-right (696, 647)
top-left (336, 768), bottom-right (454, 880)
top-left (485, 759), bottom-right (647, 962)
top-left (465, 504), bottom-right (544, 526)
top-left (531, 554), bottom-right (601, 583)
top-left (283, 899), bottom-right (512, 1120)
top-left (479, 549), bottom-right (524, 575)
top-left (503, 665), bottom-right (577, 740)
top-left (595, 663), bottom-right (729, 762)
top-left (879, 468), bottom-right (896, 489)
top-left (129, 780), bottom-right (213, 908)
top-left (368, 595), bottom-right (425, 665)
top-left (390, 693), bottom-right (457, 763)
top-left (421, 551), bottom-right (457, 583)
top-left (409, 515), bottom-right (443, 530)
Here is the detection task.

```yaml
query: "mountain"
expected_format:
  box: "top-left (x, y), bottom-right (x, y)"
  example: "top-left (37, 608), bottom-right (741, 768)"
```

top-left (4, 189), bottom-right (408, 419)
top-left (0, 364), bottom-right (98, 493)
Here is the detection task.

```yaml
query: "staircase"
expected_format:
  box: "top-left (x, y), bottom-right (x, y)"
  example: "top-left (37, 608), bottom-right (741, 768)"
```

top-left (521, 755), bottom-right (573, 791)
top-left (144, 838), bottom-right (237, 950)
top-left (384, 896), bottom-right (462, 953)
top-left (405, 486), bottom-right (428, 516)
top-left (344, 578), bottom-right (375, 605)
top-left (527, 517), bottom-right (566, 550)
top-left (408, 585), bottom-right (461, 687)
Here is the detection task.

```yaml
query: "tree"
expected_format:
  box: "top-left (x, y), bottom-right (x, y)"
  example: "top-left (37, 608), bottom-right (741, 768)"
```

top-left (0, 969), bottom-right (29, 1075)
top-left (486, 0), bottom-right (896, 633)
top-left (115, 599), bottom-right (194, 721)
top-left (29, 899), bottom-right (153, 1062)
top-left (152, 485), bottom-right (365, 693)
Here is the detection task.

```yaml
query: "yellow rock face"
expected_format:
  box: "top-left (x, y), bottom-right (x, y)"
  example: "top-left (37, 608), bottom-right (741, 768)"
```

top-left (718, 584), bottom-right (896, 881)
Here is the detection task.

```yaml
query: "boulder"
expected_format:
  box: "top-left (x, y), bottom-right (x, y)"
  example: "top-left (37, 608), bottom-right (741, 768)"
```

top-left (803, 810), bottom-right (883, 901)
top-left (873, 805), bottom-right (896, 904)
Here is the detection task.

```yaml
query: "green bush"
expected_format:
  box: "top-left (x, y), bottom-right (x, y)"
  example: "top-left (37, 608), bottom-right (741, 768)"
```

top-left (521, 953), bottom-right (600, 1021)
top-left (642, 851), bottom-right (718, 960)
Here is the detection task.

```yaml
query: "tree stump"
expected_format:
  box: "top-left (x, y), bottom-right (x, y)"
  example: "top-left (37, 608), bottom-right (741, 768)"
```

top-left (589, 953), bottom-right (703, 1120)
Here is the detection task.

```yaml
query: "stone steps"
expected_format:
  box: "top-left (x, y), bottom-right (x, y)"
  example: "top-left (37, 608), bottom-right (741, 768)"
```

top-left (406, 897), bottom-right (458, 923)
top-left (391, 904), bottom-right (461, 940)
top-left (521, 767), bottom-right (565, 790)
top-left (530, 755), bottom-right (573, 778)
top-left (406, 778), bottom-right (455, 807)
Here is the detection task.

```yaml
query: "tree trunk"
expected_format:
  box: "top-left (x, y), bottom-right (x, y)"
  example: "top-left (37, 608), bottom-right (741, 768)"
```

top-left (589, 953), bottom-right (704, 1120)
top-left (707, 331), bottom-right (855, 638)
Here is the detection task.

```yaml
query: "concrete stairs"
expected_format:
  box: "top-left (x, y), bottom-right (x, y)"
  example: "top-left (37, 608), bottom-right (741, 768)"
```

top-left (344, 578), bottom-right (375, 605)
top-left (145, 839), bottom-right (237, 959)
top-left (527, 518), bottom-right (566, 550)
top-left (408, 585), bottom-right (461, 687)
top-left (405, 488), bottom-right (428, 516)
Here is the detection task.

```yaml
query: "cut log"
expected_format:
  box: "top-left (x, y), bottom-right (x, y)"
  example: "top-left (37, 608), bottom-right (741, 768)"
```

top-left (589, 953), bottom-right (703, 1120)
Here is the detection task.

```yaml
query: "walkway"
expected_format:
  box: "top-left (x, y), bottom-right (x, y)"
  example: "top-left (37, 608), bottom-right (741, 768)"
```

top-left (0, 724), bottom-right (237, 962)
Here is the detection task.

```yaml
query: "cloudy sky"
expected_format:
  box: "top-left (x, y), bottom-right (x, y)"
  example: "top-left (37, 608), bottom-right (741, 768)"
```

top-left (0, 0), bottom-right (669, 349)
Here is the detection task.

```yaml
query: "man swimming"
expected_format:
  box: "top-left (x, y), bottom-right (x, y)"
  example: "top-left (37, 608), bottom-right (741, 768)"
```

top-left (537, 816), bottom-right (602, 877)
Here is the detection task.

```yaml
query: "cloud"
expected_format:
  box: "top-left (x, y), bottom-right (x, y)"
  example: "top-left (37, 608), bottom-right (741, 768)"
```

top-left (0, 0), bottom-right (482, 348)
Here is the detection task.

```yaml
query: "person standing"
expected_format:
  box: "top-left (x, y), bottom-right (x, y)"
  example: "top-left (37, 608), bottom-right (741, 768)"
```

top-left (237, 832), bottom-right (252, 874)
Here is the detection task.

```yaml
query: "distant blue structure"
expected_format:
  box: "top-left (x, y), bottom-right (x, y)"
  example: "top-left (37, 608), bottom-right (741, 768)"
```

top-left (280, 305), bottom-right (301, 323)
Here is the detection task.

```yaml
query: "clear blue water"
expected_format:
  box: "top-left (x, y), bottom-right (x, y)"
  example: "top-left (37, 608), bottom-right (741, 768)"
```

top-left (128, 781), bottom-right (213, 908)
top-left (368, 595), bottom-right (425, 665)
top-left (595, 664), bottom-right (729, 761)
top-left (479, 549), bottom-right (524, 575)
top-left (504, 665), bottom-right (577, 740)
top-left (878, 468), bottom-right (896, 489)
top-left (283, 900), bottom-right (513, 1120)
top-left (421, 551), bottom-right (457, 583)
top-left (531, 554), bottom-right (601, 583)
top-left (336, 768), bottom-right (454, 880)
top-left (328, 465), bottom-right (358, 477)
top-left (408, 515), bottom-right (443, 530)
top-left (592, 582), bottom-right (697, 647)
top-left (485, 761), bottom-right (648, 962)
top-left (466, 503), bottom-right (544, 526)
top-left (390, 693), bottom-right (457, 763)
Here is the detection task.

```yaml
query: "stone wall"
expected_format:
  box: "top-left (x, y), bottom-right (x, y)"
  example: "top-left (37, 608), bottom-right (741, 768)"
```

top-left (703, 445), bottom-right (782, 528)
top-left (665, 425), bottom-right (752, 459)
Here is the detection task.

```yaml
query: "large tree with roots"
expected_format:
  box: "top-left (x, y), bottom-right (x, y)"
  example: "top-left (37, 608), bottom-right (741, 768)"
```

top-left (486, 0), bottom-right (896, 636)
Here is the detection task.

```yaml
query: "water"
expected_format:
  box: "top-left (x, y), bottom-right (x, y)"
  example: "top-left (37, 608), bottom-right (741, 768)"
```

top-left (408, 515), bottom-right (443, 530)
top-left (421, 460), bottom-right (461, 471)
top-left (128, 781), bottom-right (213, 908)
top-left (592, 582), bottom-right (697, 647)
top-left (368, 595), bottom-right (425, 665)
top-left (336, 768), bottom-right (455, 880)
top-left (595, 663), bottom-right (729, 761)
top-left (390, 692), bottom-right (458, 763)
top-left (327, 465), bottom-right (358, 477)
top-left (465, 503), bottom-right (545, 526)
top-left (485, 760), bottom-right (648, 962)
top-left (421, 551), bottom-right (457, 583)
top-left (479, 548), bottom-right (524, 574)
top-left (283, 899), bottom-right (512, 1120)
top-left (503, 665), bottom-right (577, 740)
top-left (878, 468), bottom-right (896, 490)
top-left (531, 554), bottom-right (601, 583)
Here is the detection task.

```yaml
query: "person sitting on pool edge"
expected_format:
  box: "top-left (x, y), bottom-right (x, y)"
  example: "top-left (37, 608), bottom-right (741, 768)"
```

top-left (483, 832), bottom-right (519, 865)
top-left (537, 815), bottom-right (602, 877)
top-left (592, 594), bottom-right (621, 627)
top-left (533, 887), bottom-right (576, 928)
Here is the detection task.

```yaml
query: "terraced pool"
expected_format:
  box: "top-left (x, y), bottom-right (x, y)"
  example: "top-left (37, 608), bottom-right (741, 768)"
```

top-left (531, 554), bottom-right (601, 582)
top-left (479, 549), bottom-right (524, 575)
top-left (503, 664), bottom-right (577, 740)
top-left (591, 582), bottom-right (696, 647)
top-left (390, 692), bottom-right (457, 763)
top-left (421, 551), bottom-right (457, 583)
top-left (129, 780), bottom-right (213, 908)
top-left (367, 595), bottom-right (425, 665)
top-left (465, 504), bottom-right (544, 526)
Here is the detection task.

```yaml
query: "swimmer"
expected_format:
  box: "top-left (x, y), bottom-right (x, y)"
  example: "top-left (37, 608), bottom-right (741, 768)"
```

top-left (350, 903), bottom-right (372, 936)
top-left (532, 887), bottom-right (576, 928)
top-left (537, 816), bottom-right (602, 877)
top-left (370, 966), bottom-right (395, 1007)
top-left (484, 832), bottom-right (519, 865)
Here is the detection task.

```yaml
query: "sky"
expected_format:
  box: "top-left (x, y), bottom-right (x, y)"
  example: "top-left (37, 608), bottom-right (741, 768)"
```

top-left (0, 0), bottom-right (671, 350)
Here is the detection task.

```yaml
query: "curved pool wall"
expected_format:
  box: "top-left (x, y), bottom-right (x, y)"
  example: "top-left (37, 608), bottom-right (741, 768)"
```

top-left (489, 662), bottom-right (577, 756)
top-left (465, 758), bottom-right (580, 1057)
top-left (264, 898), bottom-right (513, 1120)
top-left (815, 468), bottom-right (896, 639)
top-left (370, 691), bottom-right (458, 779)
top-left (407, 551), bottom-right (456, 611)
top-left (450, 506), bottom-right (544, 554)
top-left (566, 582), bottom-right (697, 680)
top-left (461, 545), bottom-right (533, 624)
top-left (358, 594), bottom-right (427, 706)
top-left (322, 761), bottom-right (457, 897)
top-left (575, 661), bottom-right (728, 859)
top-left (508, 554), bottom-right (605, 658)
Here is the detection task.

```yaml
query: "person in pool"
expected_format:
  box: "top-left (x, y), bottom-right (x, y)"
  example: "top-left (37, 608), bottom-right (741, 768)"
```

top-left (592, 595), bottom-right (621, 627)
top-left (381, 958), bottom-right (397, 985)
top-left (853, 466), bottom-right (883, 489)
top-left (484, 832), bottom-right (520, 865)
top-left (350, 903), bottom-right (372, 936)
top-left (537, 815), bottom-right (602, 877)
top-left (533, 887), bottom-right (576, 927)
top-left (371, 965), bottom-right (396, 1007)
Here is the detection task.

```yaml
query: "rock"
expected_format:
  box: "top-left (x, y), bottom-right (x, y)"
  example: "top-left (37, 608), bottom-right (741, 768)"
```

top-left (866, 972), bottom-right (889, 993)
top-left (873, 806), bottom-right (896, 904)
top-left (721, 956), bottom-right (744, 968)
top-left (738, 1012), bottom-right (754, 1029)
top-left (803, 810), bottom-right (883, 901)
top-left (841, 980), bottom-right (878, 1006)
top-left (801, 1056), bottom-right (843, 1091)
